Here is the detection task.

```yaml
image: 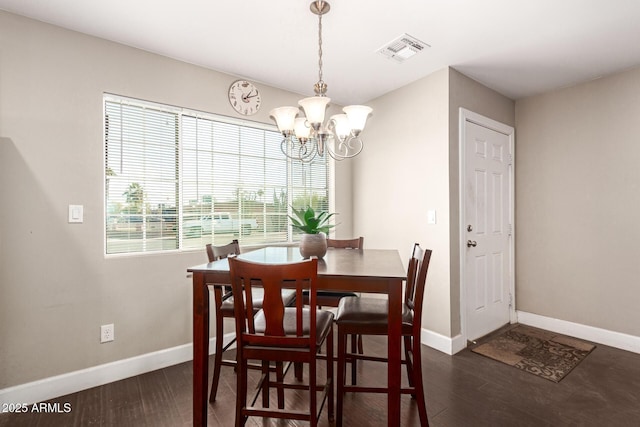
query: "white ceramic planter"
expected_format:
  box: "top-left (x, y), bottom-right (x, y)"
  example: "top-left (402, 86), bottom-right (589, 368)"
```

top-left (299, 233), bottom-right (327, 259)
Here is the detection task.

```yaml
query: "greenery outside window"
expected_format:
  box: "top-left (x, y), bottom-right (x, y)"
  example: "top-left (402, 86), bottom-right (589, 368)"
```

top-left (104, 95), bottom-right (329, 255)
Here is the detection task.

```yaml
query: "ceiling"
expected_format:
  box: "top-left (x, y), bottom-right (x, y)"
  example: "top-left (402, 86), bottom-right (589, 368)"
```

top-left (2, 0), bottom-right (640, 105)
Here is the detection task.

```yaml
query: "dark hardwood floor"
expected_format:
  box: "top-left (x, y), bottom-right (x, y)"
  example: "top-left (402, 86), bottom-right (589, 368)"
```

top-left (2, 326), bottom-right (640, 426)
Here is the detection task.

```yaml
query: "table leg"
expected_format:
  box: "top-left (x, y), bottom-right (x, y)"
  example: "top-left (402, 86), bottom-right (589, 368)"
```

top-left (387, 279), bottom-right (402, 427)
top-left (192, 273), bottom-right (210, 426)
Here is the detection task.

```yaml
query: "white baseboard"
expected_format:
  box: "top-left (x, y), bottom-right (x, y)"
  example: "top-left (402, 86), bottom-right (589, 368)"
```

top-left (517, 311), bottom-right (640, 354)
top-left (422, 312), bottom-right (640, 357)
top-left (421, 328), bottom-right (466, 355)
top-left (0, 334), bottom-right (234, 407)
top-left (2, 328), bottom-right (459, 405)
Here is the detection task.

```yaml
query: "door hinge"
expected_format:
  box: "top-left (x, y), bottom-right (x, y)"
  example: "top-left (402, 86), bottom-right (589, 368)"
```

top-left (508, 154), bottom-right (513, 166)
top-left (509, 293), bottom-right (513, 308)
top-left (508, 224), bottom-right (513, 237)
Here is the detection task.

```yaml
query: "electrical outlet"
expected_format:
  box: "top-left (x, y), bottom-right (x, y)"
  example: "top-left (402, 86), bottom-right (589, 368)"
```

top-left (100, 324), bottom-right (114, 343)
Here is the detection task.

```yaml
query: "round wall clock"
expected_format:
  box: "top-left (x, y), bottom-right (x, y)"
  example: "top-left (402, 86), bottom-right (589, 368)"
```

top-left (228, 80), bottom-right (262, 115)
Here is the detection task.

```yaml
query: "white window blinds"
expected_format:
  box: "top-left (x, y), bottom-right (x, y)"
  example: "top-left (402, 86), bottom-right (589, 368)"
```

top-left (104, 95), bottom-right (329, 255)
top-left (105, 99), bottom-right (180, 254)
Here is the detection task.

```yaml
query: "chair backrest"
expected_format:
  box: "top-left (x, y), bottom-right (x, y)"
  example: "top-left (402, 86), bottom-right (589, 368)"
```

top-left (228, 257), bottom-right (320, 351)
top-left (207, 240), bottom-right (241, 294)
top-left (326, 236), bottom-right (364, 249)
top-left (405, 244), bottom-right (432, 333)
top-left (206, 239), bottom-right (240, 262)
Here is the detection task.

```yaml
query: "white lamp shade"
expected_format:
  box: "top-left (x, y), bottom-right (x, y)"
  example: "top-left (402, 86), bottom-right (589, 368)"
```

top-left (294, 117), bottom-right (311, 139)
top-left (330, 114), bottom-right (350, 140)
top-left (269, 106), bottom-right (299, 132)
top-left (298, 96), bottom-right (331, 125)
top-left (343, 105), bottom-right (373, 132)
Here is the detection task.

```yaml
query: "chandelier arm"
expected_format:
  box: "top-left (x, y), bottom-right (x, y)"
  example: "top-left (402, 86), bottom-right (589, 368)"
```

top-left (281, 137), bottom-right (292, 159)
top-left (281, 136), bottom-right (318, 162)
top-left (327, 147), bottom-right (346, 161)
top-left (326, 135), bottom-right (363, 160)
top-left (299, 143), bottom-right (317, 163)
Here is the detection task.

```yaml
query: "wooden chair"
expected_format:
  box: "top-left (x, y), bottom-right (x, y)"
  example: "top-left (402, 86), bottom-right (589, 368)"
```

top-left (206, 240), bottom-right (296, 402)
top-left (335, 244), bottom-right (432, 427)
top-left (229, 257), bottom-right (334, 427)
top-left (326, 236), bottom-right (364, 249)
top-left (324, 237), bottom-right (365, 382)
top-left (310, 237), bottom-right (364, 306)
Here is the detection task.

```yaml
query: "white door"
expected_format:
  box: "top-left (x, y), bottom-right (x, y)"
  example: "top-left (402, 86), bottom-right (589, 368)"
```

top-left (460, 109), bottom-right (515, 342)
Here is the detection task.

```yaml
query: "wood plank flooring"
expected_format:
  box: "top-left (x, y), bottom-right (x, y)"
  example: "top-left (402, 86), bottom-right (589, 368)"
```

top-left (2, 328), bottom-right (640, 426)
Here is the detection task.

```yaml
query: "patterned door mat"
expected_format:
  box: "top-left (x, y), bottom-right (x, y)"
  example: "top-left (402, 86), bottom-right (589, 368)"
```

top-left (471, 324), bottom-right (596, 382)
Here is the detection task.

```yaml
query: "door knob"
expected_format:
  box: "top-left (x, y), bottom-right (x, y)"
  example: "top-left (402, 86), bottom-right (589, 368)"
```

top-left (467, 240), bottom-right (477, 247)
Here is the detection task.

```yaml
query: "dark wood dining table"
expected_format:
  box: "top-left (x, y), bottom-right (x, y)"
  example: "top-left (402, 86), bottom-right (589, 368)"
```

top-left (187, 246), bottom-right (407, 426)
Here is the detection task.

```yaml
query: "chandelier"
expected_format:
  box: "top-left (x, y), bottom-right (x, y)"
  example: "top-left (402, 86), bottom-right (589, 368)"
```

top-left (270, 1), bottom-right (373, 162)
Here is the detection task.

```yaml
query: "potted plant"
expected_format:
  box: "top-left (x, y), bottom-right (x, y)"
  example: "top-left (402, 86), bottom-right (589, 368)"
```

top-left (289, 206), bottom-right (336, 259)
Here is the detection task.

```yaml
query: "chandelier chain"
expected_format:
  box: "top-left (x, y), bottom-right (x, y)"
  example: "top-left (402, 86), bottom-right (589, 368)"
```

top-left (317, 13), bottom-right (324, 92)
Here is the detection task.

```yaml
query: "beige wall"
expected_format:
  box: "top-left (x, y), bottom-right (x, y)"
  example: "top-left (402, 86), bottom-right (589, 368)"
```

top-left (351, 68), bottom-right (514, 339)
top-left (353, 68), bottom-right (452, 336)
top-left (515, 67), bottom-right (640, 337)
top-left (0, 11), bottom-right (353, 389)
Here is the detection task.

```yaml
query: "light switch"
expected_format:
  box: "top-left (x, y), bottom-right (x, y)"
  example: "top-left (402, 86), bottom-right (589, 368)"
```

top-left (68, 204), bottom-right (84, 223)
top-left (427, 209), bottom-right (437, 225)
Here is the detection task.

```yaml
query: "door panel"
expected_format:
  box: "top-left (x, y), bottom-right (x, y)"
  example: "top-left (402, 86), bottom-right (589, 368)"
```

top-left (464, 119), bottom-right (512, 341)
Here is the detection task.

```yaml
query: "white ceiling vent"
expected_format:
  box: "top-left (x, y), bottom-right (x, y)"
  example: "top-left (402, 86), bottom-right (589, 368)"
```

top-left (377, 34), bottom-right (429, 63)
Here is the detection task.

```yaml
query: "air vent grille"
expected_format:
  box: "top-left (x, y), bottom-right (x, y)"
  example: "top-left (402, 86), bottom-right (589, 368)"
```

top-left (378, 34), bottom-right (429, 63)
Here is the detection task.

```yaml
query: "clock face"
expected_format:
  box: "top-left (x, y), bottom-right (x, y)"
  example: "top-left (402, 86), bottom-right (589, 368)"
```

top-left (228, 80), bottom-right (261, 115)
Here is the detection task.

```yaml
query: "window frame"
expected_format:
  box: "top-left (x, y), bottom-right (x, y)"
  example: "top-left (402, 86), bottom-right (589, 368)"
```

top-left (103, 94), bottom-right (333, 257)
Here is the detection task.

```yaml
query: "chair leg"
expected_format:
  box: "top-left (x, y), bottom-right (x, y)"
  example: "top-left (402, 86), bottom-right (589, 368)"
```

top-left (236, 353), bottom-right (248, 427)
top-left (309, 350), bottom-right (318, 427)
top-left (336, 327), bottom-right (347, 427)
top-left (411, 340), bottom-right (429, 427)
top-left (209, 308), bottom-right (226, 402)
top-left (348, 333), bottom-right (364, 385)
top-left (404, 335), bottom-right (414, 388)
top-left (326, 327), bottom-right (335, 423)
top-left (294, 361), bottom-right (303, 381)
top-left (276, 361), bottom-right (285, 409)
top-left (350, 333), bottom-right (357, 385)
top-left (261, 361), bottom-right (270, 408)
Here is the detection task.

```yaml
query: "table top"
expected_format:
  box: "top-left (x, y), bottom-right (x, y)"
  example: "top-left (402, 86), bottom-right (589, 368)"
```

top-left (188, 246), bottom-right (406, 280)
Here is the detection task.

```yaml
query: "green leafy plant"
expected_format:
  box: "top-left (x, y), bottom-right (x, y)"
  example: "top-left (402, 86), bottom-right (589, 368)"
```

top-left (289, 206), bottom-right (336, 234)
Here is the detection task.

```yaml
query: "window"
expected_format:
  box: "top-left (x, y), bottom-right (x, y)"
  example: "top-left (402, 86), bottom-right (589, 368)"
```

top-left (104, 95), bottom-right (330, 255)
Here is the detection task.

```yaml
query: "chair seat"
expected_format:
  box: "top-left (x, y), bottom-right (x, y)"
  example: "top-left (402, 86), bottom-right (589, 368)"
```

top-left (336, 296), bottom-right (413, 328)
top-left (255, 307), bottom-right (335, 347)
top-left (220, 288), bottom-right (297, 316)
